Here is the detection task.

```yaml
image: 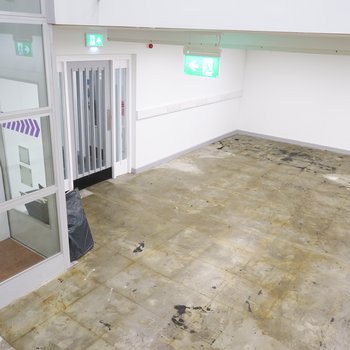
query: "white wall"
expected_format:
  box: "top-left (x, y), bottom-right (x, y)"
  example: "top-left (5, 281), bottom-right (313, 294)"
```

top-left (49, 0), bottom-right (350, 35)
top-left (239, 50), bottom-right (350, 152)
top-left (136, 99), bottom-right (240, 167)
top-left (53, 26), bottom-right (246, 170)
top-left (133, 43), bottom-right (245, 168)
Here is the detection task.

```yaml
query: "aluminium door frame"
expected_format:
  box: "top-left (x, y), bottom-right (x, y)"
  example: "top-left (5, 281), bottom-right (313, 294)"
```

top-left (56, 55), bottom-right (134, 190)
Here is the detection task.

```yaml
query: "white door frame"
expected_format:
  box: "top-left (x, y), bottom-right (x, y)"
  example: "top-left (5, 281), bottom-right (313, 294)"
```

top-left (56, 55), bottom-right (134, 190)
top-left (111, 59), bottom-right (129, 177)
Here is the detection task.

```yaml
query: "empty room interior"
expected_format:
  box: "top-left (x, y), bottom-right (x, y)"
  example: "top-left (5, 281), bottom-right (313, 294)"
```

top-left (1, 0), bottom-right (350, 349)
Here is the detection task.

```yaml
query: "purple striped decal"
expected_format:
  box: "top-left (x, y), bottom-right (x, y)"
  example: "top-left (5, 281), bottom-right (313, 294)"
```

top-left (0, 118), bottom-right (40, 137)
top-left (24, 119), bottom-right (30, 134)
top-left (33, 119), bottom-right (40, 137)
top-left (20, 120), bottom-right (25, 133)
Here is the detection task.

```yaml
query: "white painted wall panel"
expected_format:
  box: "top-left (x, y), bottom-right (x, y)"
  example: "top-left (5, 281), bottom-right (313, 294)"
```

top-left (53, 27), bottom-right (246, 171)
top-left (50, 0), bottom-right (350, 35)
top-left (240, 51), bottom-right (350, 151)
top-left (135, 46), bottom-right (241, 112)
top-left (136, 99), bottom-right (240, 169)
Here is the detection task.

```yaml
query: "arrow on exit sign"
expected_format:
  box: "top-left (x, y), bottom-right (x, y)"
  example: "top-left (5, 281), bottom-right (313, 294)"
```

top-left (184, 55), bottom-right (220, 78)
top-left (15, 41), bottom-right (32, 57)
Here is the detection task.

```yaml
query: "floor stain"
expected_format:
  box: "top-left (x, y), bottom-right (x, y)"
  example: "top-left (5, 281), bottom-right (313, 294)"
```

top-left (171, 305), bottom-right (209, 333)
top-left (220, 136), bottom-right (341, 174)
top-left (174, 305), bottom-right (189, 316)
top-left (245, 300), bottom-right (252, 313)
top-left (133, 241), bottom-right (145, 253)
top-left (4, 134), bottom-right (350, 350)
top-left (99, 320), bottom-right (112, 331)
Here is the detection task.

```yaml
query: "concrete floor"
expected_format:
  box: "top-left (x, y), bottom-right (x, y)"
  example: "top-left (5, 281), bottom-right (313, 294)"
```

top-left (1, 134), bottom-right (350, 349)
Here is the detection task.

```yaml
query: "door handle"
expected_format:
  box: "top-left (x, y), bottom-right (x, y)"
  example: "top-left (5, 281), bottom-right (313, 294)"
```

top-left (107, 109), bottom-right (111, 130)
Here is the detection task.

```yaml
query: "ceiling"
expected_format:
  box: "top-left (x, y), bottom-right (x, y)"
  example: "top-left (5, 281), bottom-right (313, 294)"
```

top-left (103, 27), bottom-right (350, 55)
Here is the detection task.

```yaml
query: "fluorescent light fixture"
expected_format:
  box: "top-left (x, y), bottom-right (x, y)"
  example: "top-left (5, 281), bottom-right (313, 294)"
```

top-left (183, 45), bottom-right (221, 57)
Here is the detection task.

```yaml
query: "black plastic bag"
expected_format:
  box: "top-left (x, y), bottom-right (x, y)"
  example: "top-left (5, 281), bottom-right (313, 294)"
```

top-left (66, 189), bottom-right (94, 261)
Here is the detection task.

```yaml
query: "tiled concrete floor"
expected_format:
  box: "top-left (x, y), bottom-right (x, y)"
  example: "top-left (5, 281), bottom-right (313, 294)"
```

top-left (1, 134), bottom-right (350, 349)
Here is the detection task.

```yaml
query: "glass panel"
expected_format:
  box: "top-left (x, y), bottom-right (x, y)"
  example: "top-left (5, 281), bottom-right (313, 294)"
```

top-left (0, 23), bottom-right (47, 113)
top-left (58, 72), bottom-right (68, 179)
top-left (115, 69), bottom-right (120, 162)
top-left (115, 68), bottom-right (127, 162)
top-left (0, 0), bottom-right (41, 14)
top-left (0, 115), bottom-right (54, 202)
top-left (101, 69), bottom-right (106, 167)
top-left (121, 68), bottom-right (127, 160)
top-left (0, 193), bottom-right (60, 283)
top-left (95, 69), bottom-right (101, 168)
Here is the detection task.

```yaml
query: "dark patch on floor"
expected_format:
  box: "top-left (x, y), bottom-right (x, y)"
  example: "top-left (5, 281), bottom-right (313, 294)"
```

top-left (192, 306), bottom-right (207, 312)
top-left (245, 300), bottom-right (252, 313)
top-left (99, 320), bottom-right (112, 331)
top-left (217, 141), bottom-right (225, 150)
top-left (174, 305), bottom-right (189, 316)
top-left (133, 241), bottom-right (145, 253)
top-left (219, 135), bottom-right (343, 174)
top-left (171, 316), bottom-right (188, 330)
top-left (171, 305), bottom-right (210, 332)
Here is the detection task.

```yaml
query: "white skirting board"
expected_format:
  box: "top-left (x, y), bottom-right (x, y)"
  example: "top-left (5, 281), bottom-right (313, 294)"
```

top-left (236, 130), bottom-right (350, 156)
top-left (132, 129), bottom-right (350, 174)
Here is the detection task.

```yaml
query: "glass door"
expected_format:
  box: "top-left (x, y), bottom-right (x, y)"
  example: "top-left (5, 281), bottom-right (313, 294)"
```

top-left (113, 61), bottom-right (129, 177)
top-left (58, 59), bottom-right (130, 188)
top-left (0, 116), bottom-right (60, 258)
top-left (67, 61), bottom-right (112, 182)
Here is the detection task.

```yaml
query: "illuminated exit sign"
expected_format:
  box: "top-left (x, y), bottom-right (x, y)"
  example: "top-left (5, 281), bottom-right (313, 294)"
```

top-left (86, 33), bottom-right (104, 47)
top-left (184, 55), bottom-right (220, 78)
top-left (15, 41), bottom-right (32, 57)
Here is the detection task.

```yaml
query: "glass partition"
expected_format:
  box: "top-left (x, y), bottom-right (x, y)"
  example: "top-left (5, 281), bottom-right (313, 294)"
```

top-left (0, 23), bottom-right (47, 113)
top-left (0, 193), bottom-right (60, 283)
top-left (115, 68), bottom-right (127, 162)
top-left (0, 0), bottom-right (69, 302)
top-left (7, 193), bottom-right (60, 257)
top-left (58, 71), bottom-right (68, 179)
top-left (0, 0), bottom-right (41, 14)
top-left (0, 115), bottom-right (54, 203)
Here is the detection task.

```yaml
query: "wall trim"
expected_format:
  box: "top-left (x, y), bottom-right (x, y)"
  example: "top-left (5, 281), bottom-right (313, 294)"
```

top-left (132, 129), bottom-right (350, 174)
top-left (136, 90), bottom-right (243, 121)
top-left (236, 130), bottom-right (350, 156)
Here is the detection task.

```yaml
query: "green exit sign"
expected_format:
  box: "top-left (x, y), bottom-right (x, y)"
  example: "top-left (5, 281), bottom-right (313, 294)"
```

top-left (15, 41), bottom-right (32, 57)
top-left (86, 33), bottom-right (104, 47)
top-left (184, 55), bottom-right (220, 78)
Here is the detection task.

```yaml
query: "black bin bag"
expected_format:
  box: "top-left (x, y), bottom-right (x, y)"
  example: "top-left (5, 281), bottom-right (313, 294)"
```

top-left (66, 189), bottom-right (94, 261)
